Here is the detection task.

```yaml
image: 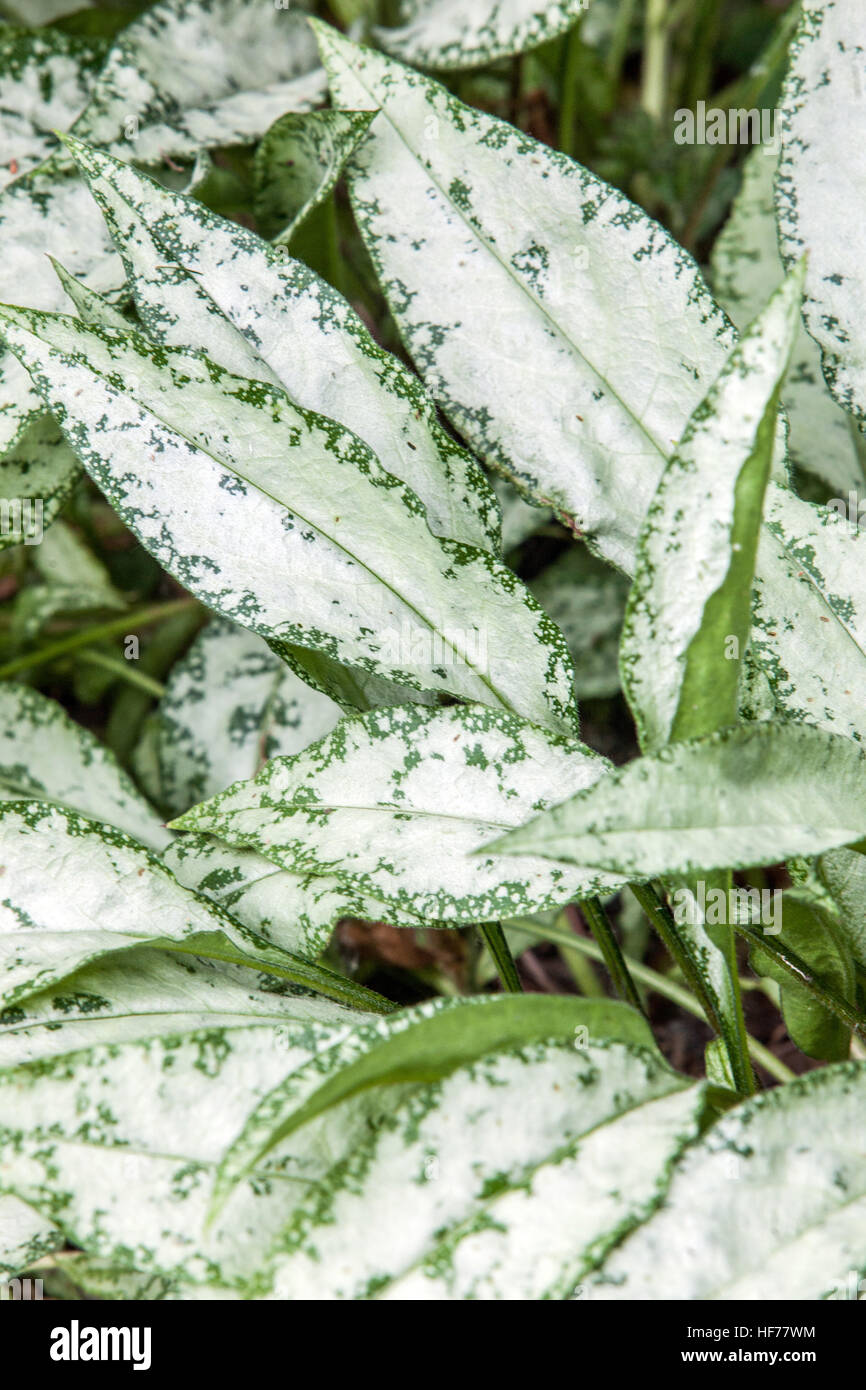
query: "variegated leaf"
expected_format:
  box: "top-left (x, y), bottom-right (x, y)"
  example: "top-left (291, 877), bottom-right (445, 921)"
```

top-left (171, 703), bottom-right (622, 922)
top-left (587, 1062), bottom-right (866, 1300)
top-left (0, 27), bottom-right (105, 188)
top-left (0, 801), bottom-right (384, 1013)
top-left (212, 992), bottom-right (660, 1209)
top-left (62, 137), bottom-right (501, 555)
top-left (490, 722), bottom-right (866, 878)
top-left (374, 0), bottom-right (591, 71)
top-left (0, 683), bottom-right (167, 850)
top-left (70, 0), bottom-right (326, 164)
top-left (313, 24), bottom-right (738, 574)
top-left (712, 145), bottom-right (862, 493)
top-left (0, 305), bottom-right (578, 735)
top-left (266, 1039), bottom-right (703, 1301)
top-left (254, 108), bottom-right (378, 244)
top-left (528, 545), bottom-right (627, 700)
top-left (0, 1194), bottom-right (62, 1277)
top-left (146, 618), bottom-right (342, 819)
top-left (621, 264), bottom-right (804, 752)
top-left (777, 0), bottom-right (866, 425)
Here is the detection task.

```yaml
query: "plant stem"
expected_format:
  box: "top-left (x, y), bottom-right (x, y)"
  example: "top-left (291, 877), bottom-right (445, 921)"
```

top-left (631, 881), bottom-right (755, 1095)
top-left (641, 0), bottom-right (668, 122)
top-left (578, 896), bottom-right (646, 1014)
top-left (76, 649), bottom-right (167, 699)
top-left (558, 24), bottom-right (582, 157)
top-left (0, 597), bottom-right (199, 681)
top-left (478, 921), bottom-right (523, 993)
top-left (510, 917), bottom-right (795, 1084)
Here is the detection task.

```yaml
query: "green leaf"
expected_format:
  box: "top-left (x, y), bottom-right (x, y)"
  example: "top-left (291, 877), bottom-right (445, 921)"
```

top-left (0, 414), bottom-right (82, 552)
top-left (528, 545), bottom-right (628, 700)
top-left (70, 0), bottom-right (326, 164)
top-left (171, 702), bottom-right (622, 922)
top-left (712, 145), bottom-right (863, 493)
top-left (818, 848), bottom-right (866, 973)
top-left (587, 1062), bottom-right (866, 1299)
top-left (777, 0), bottom-right (866, 426)
top-left (62, 136), bottom-right (502, 555)
top-left (621, 264), bottom-right (804, 752)
top-left (0, 800), bottom-right (385, 1013)
top-left (373, 0), bottom-right (590, 70)
top-left (312, 23), bottom-right (737, 574)
top-left (0, 304), bottom-right (579, 736)
top-left (489, 722), bottom-right (866, 878)
top-left (0, 682), bottom-right (168, 850)
top-left (254, 108), bottom-right (378, 245)
top-left (0, 26), bottom-right (106, 187)
top-left (212, 992), bottom-right (660, 1213)
top-left (750, 889), bottom-right (856, 1062)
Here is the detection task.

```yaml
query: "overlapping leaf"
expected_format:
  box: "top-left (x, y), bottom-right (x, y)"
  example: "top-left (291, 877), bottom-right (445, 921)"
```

top-left (713, 145), bottom-right (862, 493)
top-left (0, 27), bottom-right (105, 188)
top-left (171, 702), bottom-right (622, 922)
top-left (777, 0), bottom-right (866, 425)
top-left (0, 303), bottom-right (578, 734)
top-left (490, 722), bottom-right (866, 878)
top-left (254, 108), bottom-right (378, 244)
top-left (374, 0), bottom-right (591, 71)
top-left (62, 138), bottom-right (501, 554)
top-left (587, 1062), bottom-right (866, 1299)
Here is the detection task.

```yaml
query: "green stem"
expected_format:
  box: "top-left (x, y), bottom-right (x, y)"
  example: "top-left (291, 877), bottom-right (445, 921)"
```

top-left (641, 0), bottom-right (668, 121)
top-left (478, 921), bottom-right (523, 994)
top-left (76, 649), bottom-right (167, 699)
top-left (0, 597), bottom-right (199, 681)
top-left (606, 0), bottom-right (638, 91)
top-left (558, 24), bottom-right (582, 157)
top-left (511, 917), bottom-right (796, 1085)
top-left (631, 881), bottom-right (755, 1095)
top-left (578, 896), bottom-right (646, 1015)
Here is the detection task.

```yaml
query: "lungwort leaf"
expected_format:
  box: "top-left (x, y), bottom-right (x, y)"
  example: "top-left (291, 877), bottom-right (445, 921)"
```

top-left (777, 0), bottom-right (866, 426)
top-left (171, 702), bottom-right (622, 922)
top-left (374, 0), bottom-right (591, 71)
top-left (713, 145), bottom-right (863, 493)
top-left (490, 722), bottom-right (866, 878)
top-left (587, 1062), bottom-right (866, 1299)
top-left (313, 23), bottom-right (738, 574)
top-left (0, 303), bottom-right (577, 735)
top-left (621, 264), bottom-right (804, 752)
top-left (62, 136), bottom-right (501, 555)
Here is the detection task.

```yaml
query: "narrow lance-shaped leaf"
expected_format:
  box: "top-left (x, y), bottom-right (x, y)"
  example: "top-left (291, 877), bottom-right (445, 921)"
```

top-left (374, 0), bottom-right (592, 71)
top-left (621, 262), bottom-right (805, 753)
top-left (777, 0), bottom-right (866, 425)
top-left (62, 136), bottom-right (501, 555)
top-left (712, 144), bottom-right (863, 493)
top-left (586, 1061), bottom-right (866, 1300)
top-left (0, 1194), bottom-right (63, 1277)
top-left (171, 703), bottom-right (623, 923)
top-left (0, 304), bottom-right (578, 736)
top-left (312, 23), bottom-right (745, 574)
top-left (254, 108), bottom-right (378, 245)
top-left (489, 722), bottom-right (866, 878)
